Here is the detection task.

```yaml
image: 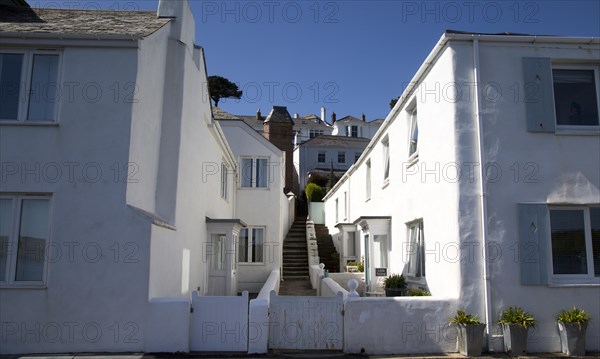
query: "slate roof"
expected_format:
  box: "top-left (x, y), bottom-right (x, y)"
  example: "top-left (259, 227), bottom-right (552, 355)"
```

top-left (0, 5), bottom-right (171, 38)
top-left (302, 135), bottom-right (371, 148)
top-left (212, 107), bottom-right (240, 120)
top-left (264, 106), bottom-right (294, 124)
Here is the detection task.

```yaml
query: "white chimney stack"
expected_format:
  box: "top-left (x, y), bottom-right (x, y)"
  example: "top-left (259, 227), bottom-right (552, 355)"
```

top-left (321, 106), bottom-right (326, 123)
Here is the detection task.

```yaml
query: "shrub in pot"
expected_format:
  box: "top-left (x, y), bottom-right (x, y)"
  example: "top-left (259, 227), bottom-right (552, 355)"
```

top-left (499, 306), bottom-right (536, 356)
top-left (556, 307), bottom-right (591, 356)
top-left (407, 288), bottom-right (431, 296)
top-left (449, 310), bottom-right (486, 357)
top-left (383, 274), bottom-right (406, 297)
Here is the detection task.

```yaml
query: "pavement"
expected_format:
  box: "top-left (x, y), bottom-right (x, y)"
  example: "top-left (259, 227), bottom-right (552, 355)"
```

top-left (2, 352), bottom-right (599, 359)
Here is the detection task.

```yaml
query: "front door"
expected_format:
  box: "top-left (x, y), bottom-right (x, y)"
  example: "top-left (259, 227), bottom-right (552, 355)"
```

top-left (208, 234), bottom-right (226, 295)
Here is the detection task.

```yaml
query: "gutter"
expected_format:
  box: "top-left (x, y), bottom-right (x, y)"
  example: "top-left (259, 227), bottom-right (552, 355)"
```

top-left (471, 37), bottom-right (494, 350)
top-left (0, 31), bottom-right (143, 41)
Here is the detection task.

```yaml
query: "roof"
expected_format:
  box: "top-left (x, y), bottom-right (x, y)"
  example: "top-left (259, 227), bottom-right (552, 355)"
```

top-left (301, 135), bottom-right (371, 148)
top-left (212, 107), bottom-right (240, 120)
top-left (0, 5), bottom-right (171, 38)
top-left (264, 106), bottom-right (294, 124)
top-left (237, 115), bottom-right (265, 128)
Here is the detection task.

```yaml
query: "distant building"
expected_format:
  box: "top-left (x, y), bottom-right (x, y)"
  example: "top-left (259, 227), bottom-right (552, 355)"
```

top-left (332, 113), bottom-right (383, 139)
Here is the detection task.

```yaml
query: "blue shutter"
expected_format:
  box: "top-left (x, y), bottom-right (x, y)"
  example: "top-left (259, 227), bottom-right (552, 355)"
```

top-left (523, 58), bottom-right (555, 133)
top-left (517, 203), bottom-right (550, 285)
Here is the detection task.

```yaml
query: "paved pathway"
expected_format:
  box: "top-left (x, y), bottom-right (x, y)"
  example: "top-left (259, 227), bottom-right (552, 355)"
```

top-left (278, 277), bottom-right (316, 296)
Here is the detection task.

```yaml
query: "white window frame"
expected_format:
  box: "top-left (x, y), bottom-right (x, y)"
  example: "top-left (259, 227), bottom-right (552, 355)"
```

top-left (408, 107), bottom-right (419, 161)
top-left (406, 219), bottom-right (425, 278)
top-left (220, 162), bottom-right (228, 200)
top-left (382, 136), bottom-right (390, 185)
top-left (240, 157), bottom-right (269, 189)
top-left (238, 226), bottom-right (265, 264)
top-left (0, 194), bottom-right (52, 287)
top-left (0, 49), bottom-right (63, 124)
top-left (317, 151), bottom-right (326, 163)
top-left (548, 206), bottom-right (599, 284)
top-left (551, 64), bottom-right (600, 132)
top-left (343, 191), bottom-right (347, 221)
top-left (365, 159), bottom-right (371, 201)
top-left (337, 151), bottom-right (345, 164)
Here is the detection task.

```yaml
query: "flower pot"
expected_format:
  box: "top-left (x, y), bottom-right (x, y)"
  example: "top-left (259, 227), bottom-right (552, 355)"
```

top-left (502, 323), bottom-right (528, 356)
top-left (456, 323), bottom-right (486, 356)
top-left (558, 321), bottom-right (588, 356)
top-left (384, 288), bottom-right (406, 297)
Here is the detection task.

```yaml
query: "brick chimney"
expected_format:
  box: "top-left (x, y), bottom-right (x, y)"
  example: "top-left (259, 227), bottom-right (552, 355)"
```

top-left (361, 113), bottom-right (366, 122)
top-left (263, 106), bottom-right (294, 193)
top-left (331, 112), bottom-right (337, 125)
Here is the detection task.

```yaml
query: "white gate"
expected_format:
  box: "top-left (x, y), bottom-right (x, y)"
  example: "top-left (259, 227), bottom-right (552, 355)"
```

top-left (190, 291), bottom-right (249, 352)
top-left (268, 291), bottom-right (344, 350)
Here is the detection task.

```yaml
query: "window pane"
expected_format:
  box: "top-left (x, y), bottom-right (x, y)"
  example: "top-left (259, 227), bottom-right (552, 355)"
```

top-left (256, 159), bottom-right (268, 188)
top-left (252, 228), bottom-right (264, 262)
top-left (590, 208), bottom-right (600, 277)
top-left (221, 163), bottom-right (227, 198)
top-left (238, 228), bottom-right (248, 262)
top-left (409, 110), bottom-right (419, 156)
top-left (0, 54), bottom-right (24, 120)
top-left (366, 161), bottom-right (371, 198)
top-left (383, 142), bottom-right (390, 179)
top-left (27, 54), bottom-right (59, 122)
top-left (550, 210), bottom-right (588, 275)
top-left (241, 158), bottom-right (253, 187)
top-left (0, 199), bottom-right (13, 281)
top-left (553, 69), bottom-right (599, 126)
top-left (347, 232), bottom-right (356, 257)
top-left (374, 235), bottom-right (388, 268)
top-left (210, 234), bottom-right (225, 270)
top-left (15, 199), bottom-right (49, 281)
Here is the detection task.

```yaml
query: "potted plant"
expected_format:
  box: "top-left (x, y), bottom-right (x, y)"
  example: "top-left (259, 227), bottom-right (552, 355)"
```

top-left (499, 306), bottom-right (536, 356)
top-left (407, 288), bottom-right (431, 296)
top-left (556, 307), bottom-right (591, 356)
top-left (383, 274), bottom-right (406, 297)
top-left (449, 310), bottom-right (486, 357)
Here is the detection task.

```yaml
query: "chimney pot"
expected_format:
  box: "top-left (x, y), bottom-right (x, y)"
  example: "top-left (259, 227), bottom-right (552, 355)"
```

top-left (256, 109), bottom-right (261, 120)
top-left (361, 113), bottom-right (366, 122)
top-left (331, 112), bottom-right (337, 124)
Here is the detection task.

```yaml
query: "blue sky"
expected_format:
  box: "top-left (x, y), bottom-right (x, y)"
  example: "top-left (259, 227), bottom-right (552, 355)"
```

top-left (30, 0), bottom-right (600, 121)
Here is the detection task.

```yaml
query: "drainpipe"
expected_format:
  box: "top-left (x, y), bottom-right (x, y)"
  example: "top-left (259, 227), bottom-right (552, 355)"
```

top-left (472, 37), bottom-right (494, 350)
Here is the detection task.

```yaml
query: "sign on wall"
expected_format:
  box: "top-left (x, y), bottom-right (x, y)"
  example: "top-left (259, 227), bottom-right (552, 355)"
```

top-left (375, 268), bottom-right (387, 276)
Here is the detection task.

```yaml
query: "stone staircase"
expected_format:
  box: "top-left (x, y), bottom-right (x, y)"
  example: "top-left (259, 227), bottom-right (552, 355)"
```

top-left (282, 216), bottom-right (309, 278)
top-left (314, 224), bottom-right (340, 272)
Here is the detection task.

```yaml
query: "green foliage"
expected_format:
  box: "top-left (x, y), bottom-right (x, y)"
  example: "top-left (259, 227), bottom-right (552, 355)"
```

top-left (557, 307), bottom-right (591, 325)
top-left (499, 306), bottom-right (536, 328)
top-left (389, 96), bottom-right (399, 109)
top-left (383, 273), bottom-right (406, 289)
top-left (208, 75), bottom-right (243, 107)
top-left (307, 173), bottom-right (328, 188)
top-left (407, 288), bottom-right (431, 296)
top-left (305, 183), bottom-right (324, 202)
top-left (450, 310), bottom-right (482, 325)
top-left (345, 261), bottom-right (364, 272)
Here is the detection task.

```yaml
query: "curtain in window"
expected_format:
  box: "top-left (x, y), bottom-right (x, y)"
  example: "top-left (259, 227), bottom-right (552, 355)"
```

top-left (27, 54), bottom-right (59, 122)
top-left (16, 199), bottom-right (49, 281)
top-left (383, 143), bottom-right (390, 179)
top-left (409, 110), bottom-right (419, 156)
top-left (252, 228), bottom-right (264, 262)
top-left (242, 158), bottom-right (253, 187)
top-left (238, 228), bottom-right (248, 262)
top-left (550, 210), bottom-right (588, 275)
top-left (256, 159), bottom-right (268, 188)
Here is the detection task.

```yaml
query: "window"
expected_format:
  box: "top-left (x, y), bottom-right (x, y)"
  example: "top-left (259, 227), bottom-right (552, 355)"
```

top-left (210, 234), bottom-right (226, 270)
top-left (335, 198), bottom-right (339, 223)
top-left (343, 191), bottom-right (347, 220)
top-left (238, 227), bottom-right (264, 263)
top-left (552, 67), bottom-right (599, 127)
top-left (309, 129), bottom-right (323, 139)
top-left (241, 157), bottom-right (268, 188)
top-left (354, 152), bottom-right (361, 163)
top-left (348, 126), bottom-right (358, 137)
top-left (365, 160), bottom-right (371, 200)
top-left (406, 220), bottom-right (425, 278)
top-left (220, 163), bottom-right (228, 199)
top-left (550, 207), bottom-right (599, 278)
top-left (382, 137), bottom-right (390, 181)
top-left (347, 232), bottom-right (356, 257)
top-left (0, 51), bottom-right (61, 122)
top-left (337, 151), bottom-right (345, 164)
top-left (374, 235), bottom-right (389, 269)
top-left (318, 151), bottom-right (326, 163)
top-left (408, 108), bottom-right (418, 158)
top-left (0, 195), bottom-right (51, 285)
